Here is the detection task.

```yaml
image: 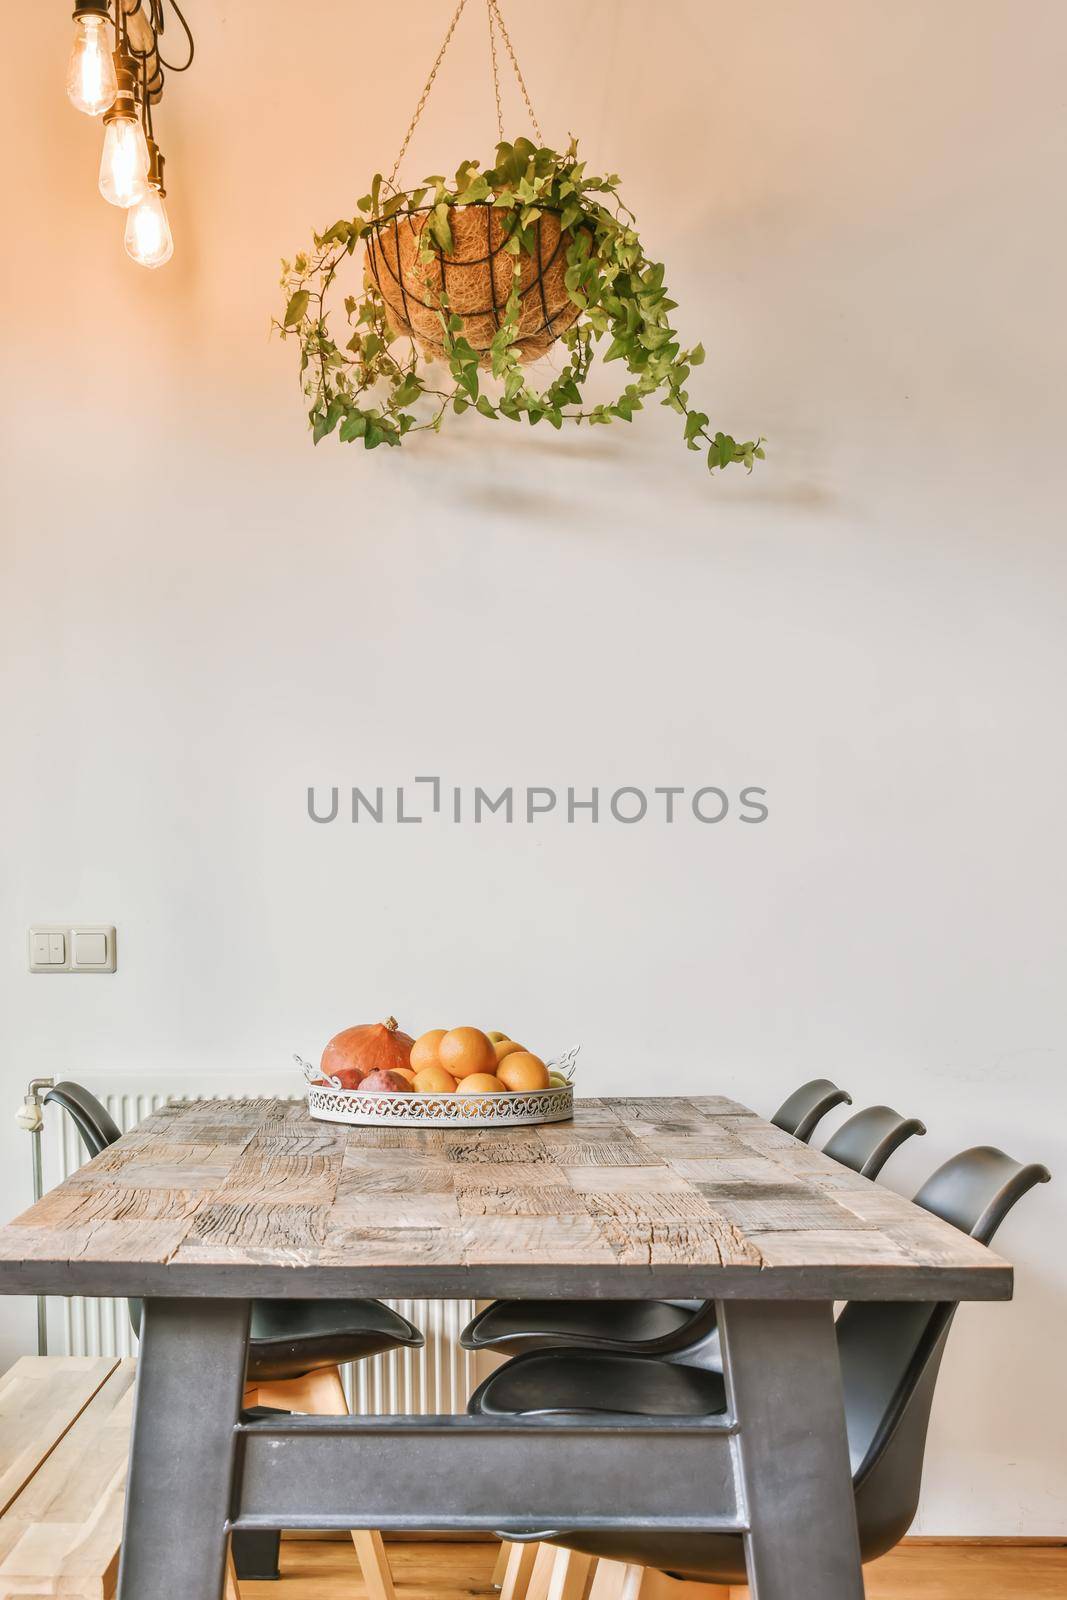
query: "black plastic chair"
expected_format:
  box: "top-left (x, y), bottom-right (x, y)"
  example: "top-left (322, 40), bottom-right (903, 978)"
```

top-left (822, 1104), bottom-right (926, 1180)
top-left (462, 1298), bottom-right (718, 1362)
top-left (44, 1082), bottom-right (424, 1377)
top-left (770, 1077), bottom-right (852, 1142)
top-left (468, 1145), bottom-right (1050, 1586)
top-left (43, 1081), bottom-right (423, 1584)
top-left (46, 1081), bottom-right (122, 1156)
top-left (460, 1094), bottom-right (925, 1365)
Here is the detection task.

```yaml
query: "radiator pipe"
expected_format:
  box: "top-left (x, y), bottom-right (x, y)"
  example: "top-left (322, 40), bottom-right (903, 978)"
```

top-left (16, 1078), bottom-right (55, 1354)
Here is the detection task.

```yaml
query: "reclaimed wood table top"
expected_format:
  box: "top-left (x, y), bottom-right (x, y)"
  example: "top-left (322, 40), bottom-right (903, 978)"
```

top-left (0, 1096), bottom-right (1010, 1301)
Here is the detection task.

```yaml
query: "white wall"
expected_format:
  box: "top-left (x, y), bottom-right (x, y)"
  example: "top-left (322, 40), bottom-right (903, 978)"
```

top-left (1, 0), bottom-right (1065, 1535)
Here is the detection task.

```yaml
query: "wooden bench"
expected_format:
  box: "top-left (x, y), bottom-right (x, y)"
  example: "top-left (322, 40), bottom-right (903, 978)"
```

top-left (0, 1356), bottom-right (239, 1599)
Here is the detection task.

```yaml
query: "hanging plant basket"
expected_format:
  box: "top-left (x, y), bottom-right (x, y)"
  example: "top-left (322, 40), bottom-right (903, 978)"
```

top-left (276, 0), bottom-right (763, 475)
top-left (365, 205), bottom-right (581, 365)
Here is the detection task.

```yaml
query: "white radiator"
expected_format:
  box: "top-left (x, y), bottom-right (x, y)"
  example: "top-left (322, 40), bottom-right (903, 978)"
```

top-left (42, 1088), bottom-right (478, 1416)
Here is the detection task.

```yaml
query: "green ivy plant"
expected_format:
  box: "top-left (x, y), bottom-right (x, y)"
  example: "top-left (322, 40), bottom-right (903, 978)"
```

top-left (277, 137), bottom-right (764, 472)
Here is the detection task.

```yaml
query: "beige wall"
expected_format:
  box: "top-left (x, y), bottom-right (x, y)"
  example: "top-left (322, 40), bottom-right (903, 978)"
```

top-left (1, 0), bottom-right (1065, 1535)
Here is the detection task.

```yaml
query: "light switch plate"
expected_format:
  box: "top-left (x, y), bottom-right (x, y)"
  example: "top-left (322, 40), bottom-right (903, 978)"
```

top-left (28, 925), bottom-right (117, 973)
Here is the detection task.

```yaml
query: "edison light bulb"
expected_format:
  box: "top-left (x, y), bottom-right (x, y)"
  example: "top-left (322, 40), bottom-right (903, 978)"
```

top-left (125, 186), bottom-right (174, 268)
top-left (99, 113), bottom-right (149, 207)
top-left (66, 14), bottom-right (117, 116)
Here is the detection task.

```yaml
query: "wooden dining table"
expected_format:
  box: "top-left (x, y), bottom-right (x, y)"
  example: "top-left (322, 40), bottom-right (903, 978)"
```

top-left (0, 1093), bottom-right (1011, 1600)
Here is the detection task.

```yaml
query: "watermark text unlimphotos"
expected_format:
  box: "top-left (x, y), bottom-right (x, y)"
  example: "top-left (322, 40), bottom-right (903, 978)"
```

top-left (307, 778), bottom-right (769, 826)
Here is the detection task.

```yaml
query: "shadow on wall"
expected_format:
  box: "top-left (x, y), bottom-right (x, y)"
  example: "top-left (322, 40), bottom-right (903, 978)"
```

top-left (394, 419), bottom-right (840, 526)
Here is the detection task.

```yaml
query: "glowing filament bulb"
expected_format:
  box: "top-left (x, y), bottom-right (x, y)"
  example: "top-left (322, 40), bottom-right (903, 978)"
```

top-left (99, 111), bottom-right (149, 207)
top-left (124, 186), bottom-right (174, 268)
top-left (66, 15), bottom-right (117, 116)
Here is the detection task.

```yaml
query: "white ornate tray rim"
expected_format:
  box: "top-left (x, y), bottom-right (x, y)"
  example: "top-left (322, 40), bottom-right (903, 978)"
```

top-left (305, 1080), bottom-right (573, 1128)
top-left (297, 1046), bottom-right (578, 1129)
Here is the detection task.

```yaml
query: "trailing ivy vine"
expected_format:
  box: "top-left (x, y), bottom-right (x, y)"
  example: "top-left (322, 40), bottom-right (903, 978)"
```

top-left (277, 137), bottom-right (764, 473)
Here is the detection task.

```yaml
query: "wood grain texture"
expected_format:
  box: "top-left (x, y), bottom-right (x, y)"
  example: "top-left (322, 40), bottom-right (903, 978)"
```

top-left (0, 1098), bottom-right (1012, 1302)
top-left (238, 1538), bottom-right (1067, 1600)
top-left (0, 1359), bottom-right (135, 1599)
top-left (0, 1357), bottom-right (118, 1520)
top-left (0, 1357), bottom-right (244, 1600)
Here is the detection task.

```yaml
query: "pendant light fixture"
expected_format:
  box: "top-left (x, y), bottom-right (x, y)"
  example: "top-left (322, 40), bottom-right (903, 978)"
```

top-left (64, 1), bottom-right (194, 268)
top-left (124, 140), bottom-right (174, 266)
top-left (98, 55), bottom-right (149, 206)
top-left (67, 3), bottom-right (118, 116)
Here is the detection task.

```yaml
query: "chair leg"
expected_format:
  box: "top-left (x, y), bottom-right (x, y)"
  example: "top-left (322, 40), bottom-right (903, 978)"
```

top-left (269, 1365), bottom-right (396, 1600)
top-left (500, 1540), bottom-right (541, 1600)
top-left (587, 1563), bottom-right (638, 1600)
top-left (547, 1549), bottom-right (594, 1600)
top-left (525, 1543), bottom-right (562, 1600)
top-left (352, 1529), bottom-right (396, 1600)
top-left (224, 1539), bottom-right (241, 1600)
top-left (494, 1540), bottom-right (516, 1587)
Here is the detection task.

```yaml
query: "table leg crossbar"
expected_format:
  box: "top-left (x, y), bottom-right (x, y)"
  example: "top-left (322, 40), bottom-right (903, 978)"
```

top-left (231, 1412), bottom-right (744, 1535)
top-left (117, 1297), bottom-right (864, 1600)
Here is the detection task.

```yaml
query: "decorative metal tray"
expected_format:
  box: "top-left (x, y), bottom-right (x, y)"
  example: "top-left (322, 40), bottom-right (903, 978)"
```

top-left (297, 1048), bottom-right (578, 1129)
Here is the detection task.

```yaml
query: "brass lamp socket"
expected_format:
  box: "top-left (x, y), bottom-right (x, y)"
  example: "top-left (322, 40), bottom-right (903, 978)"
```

top-left (146, 138), bottom-right (166, 196)
top-left (72, 1), bottom-right (110, 16)
top-left (103, 52), bottom-right (140, 122)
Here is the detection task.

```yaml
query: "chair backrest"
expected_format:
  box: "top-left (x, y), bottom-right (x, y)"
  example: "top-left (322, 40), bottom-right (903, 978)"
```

top-left (822, 1105), bottom-right (926, 1181)
top-left (42, 1082), bottom-right (122, 1158)
top-left (838, 1146), bottom-right (1050, 1561)
top-left (912, 1146), bottom-right (1045, 1245)
top-left (770, 1078), bottom-right (851, 1143)
top-left (42, 1082), bottom-right (141, 1338)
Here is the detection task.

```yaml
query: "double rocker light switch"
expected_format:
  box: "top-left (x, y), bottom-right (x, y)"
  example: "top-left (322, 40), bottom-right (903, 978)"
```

top-left (29, 925), bottom-right (117, 973)
top-left (31, 931), bottom-right (66, 966)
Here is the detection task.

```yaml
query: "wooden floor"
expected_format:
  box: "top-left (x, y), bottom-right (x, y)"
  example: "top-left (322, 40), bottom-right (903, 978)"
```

top-left (242, 1539), bottom-right (1067, 1600)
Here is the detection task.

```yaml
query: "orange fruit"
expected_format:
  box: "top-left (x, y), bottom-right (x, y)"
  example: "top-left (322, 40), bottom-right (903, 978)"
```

top-left (493, 1039), bottom-right (524, 1066)
top-left (455, 1073), bottom-right (505, 1094)
top-left (439, 1027), bottom-right (497, 1079)
top-left (411, 1029), bottom-right (448, 1074)
top-left (496, 1052), bottom-right (549, 1092)
top-left (413, 1066), bottom-right (458, 1094)
top-left (391, 1068), bottom-right (417, 1085)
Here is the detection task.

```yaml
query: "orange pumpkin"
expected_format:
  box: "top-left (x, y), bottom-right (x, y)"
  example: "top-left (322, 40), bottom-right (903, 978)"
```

top-left (320, 1017), bottom-right (414, 1089)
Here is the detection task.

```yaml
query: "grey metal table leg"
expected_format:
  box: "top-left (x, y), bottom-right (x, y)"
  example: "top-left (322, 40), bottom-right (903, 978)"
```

top-left (117, 1297), bottom-right (251, 1600)
top-left (718, 1299), bottom-right (864, 1600)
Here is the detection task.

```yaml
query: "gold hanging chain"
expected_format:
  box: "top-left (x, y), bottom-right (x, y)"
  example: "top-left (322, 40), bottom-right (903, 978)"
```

top-left (387, 0), bottom-right (544, 190)
top-left (388, 0), bottom-right (472, 187)
top-left (487, 0), bottom-right (543, 145)
top-left (487, 0), bottom-right (504, 144)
